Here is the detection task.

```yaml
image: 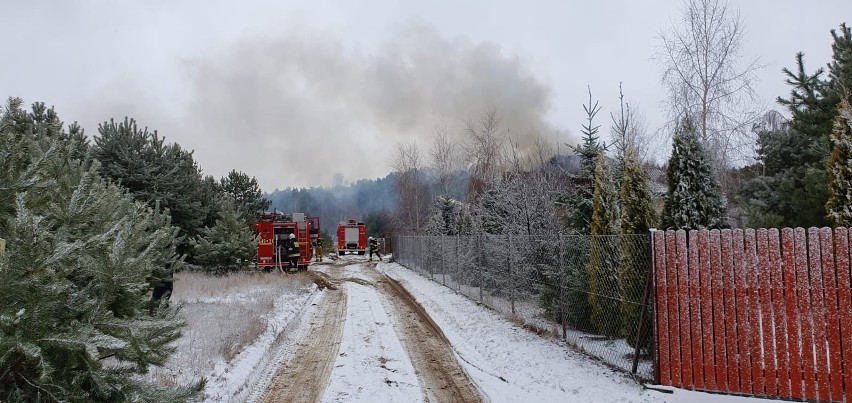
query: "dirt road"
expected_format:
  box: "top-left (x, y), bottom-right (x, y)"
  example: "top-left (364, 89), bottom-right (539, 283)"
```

top-left (257, 257), bottom-right (483, 403)
top-left (257, 277), bottom-right (346, 403)
top-left (372, 266), bottom-right (482, 403)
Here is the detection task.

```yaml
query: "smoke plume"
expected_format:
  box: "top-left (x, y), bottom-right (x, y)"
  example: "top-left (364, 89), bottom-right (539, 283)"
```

top-left (175, 24), bottom-right (567, 190)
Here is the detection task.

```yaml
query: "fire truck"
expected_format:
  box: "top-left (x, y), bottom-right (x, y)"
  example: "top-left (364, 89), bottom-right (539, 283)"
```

top-left (337, 219), bottom-right (366, 255)
top-left (256, 212), bottom-right (315, 271)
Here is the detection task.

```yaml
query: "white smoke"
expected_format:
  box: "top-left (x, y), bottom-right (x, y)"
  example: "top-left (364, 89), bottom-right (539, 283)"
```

top-left (173, 24), bottom-right (571, 190)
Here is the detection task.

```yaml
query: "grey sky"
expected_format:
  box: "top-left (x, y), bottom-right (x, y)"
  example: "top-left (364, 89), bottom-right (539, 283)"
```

top-left (1, 0), bottom-right (848, 190)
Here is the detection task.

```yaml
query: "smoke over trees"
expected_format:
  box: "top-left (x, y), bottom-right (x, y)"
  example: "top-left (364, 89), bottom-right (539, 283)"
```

top-left (175, 24), bottom-right (569, 190)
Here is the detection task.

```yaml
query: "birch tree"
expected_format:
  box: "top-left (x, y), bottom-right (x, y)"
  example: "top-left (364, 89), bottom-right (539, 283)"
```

top-left (391, 141), bottom-right (428, 234)
top-left (463, 107), bottom-right (505, 199)
top-left (429, 120), bottom-right (457, 197)
top-left (658, 0), bottom-right (762, 176)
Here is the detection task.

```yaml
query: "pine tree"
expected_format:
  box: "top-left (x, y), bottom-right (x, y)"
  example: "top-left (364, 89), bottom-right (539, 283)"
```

top-left (191, 197), bottom-right (257, 274)
top-left (0, 100), bottom-right (202, 401)
top-left (472, 187), bottom-right (508, 235)
top-left (425, 203), bottom-right (449, 236)
top-left (218, 169), bottom-right (270, 223)
top-left (563, 87), bottom-right (606, 234)
top-left (826, 97), bottom-right (852, 226)
top-left (587, 153), bottom-right (621, 337)
top-left (554, 88), bottom-right (606, 332)
top-left (618, 148), bottom-right (655, 348)
top-left (743, 25), bottom-right (852, 228)
top-left (92, 118), bottom-right (215, 259)
top-left (828, 24), bottom-right (852, 107)
top-left (662, 117), bottom-right (728, 229)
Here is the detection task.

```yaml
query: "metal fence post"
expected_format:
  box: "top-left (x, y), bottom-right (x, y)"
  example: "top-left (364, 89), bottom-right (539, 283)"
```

top-left (442, 235), bottom-right (446, 285)
top-left (478, 234), bottom-right (484, 303)
top-left (559, 233), bottom-right (567, 340)
top-left (456, 235), bottom-right (461, 292)
top-left (427, 236), bottom-right (431, 280)
top-left (508, 234), bottom-right (515, 315)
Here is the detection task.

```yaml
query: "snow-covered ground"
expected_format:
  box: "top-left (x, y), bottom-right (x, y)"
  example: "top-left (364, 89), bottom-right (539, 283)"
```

top-left (321, 281), bottom-right (422, 402)
top-left (151, 260), bottom-right (793, 402)
top-left (378, 261), bottom-right (658, 402)
top-left (377, 260), bottom-right (792, 403)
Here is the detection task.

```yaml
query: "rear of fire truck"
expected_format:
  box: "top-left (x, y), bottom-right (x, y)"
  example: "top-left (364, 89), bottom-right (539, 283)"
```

top-left (336, 219), bottom-right (366, 255)
top-left (255, 212), bottom-right (313, 271)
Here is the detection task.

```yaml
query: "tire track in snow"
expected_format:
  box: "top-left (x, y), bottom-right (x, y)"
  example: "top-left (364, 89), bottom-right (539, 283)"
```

top-left (257, 284), bottom-right (347, 403)
top-left (258, 258), bottom-right (482, 402)
top-left (365, 264), bottom-right (484, 403)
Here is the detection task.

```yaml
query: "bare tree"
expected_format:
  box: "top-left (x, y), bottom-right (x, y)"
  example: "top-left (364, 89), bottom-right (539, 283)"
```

top-left (391, 141), bottom-right (428, 234)
top-left (463, 107), bottom-right (506, 198)
top-left (428, 119), bottom-right (456, 196)
top-left (528, 135), bottom-right (556, 170)
top-left (504, 139), bottom-right (561, 235)
top-left (658, 0), bottom-right (763, 172)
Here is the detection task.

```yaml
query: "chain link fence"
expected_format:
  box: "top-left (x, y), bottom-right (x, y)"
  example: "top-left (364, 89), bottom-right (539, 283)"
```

top-left (393, 234), bottom-right (655, 381)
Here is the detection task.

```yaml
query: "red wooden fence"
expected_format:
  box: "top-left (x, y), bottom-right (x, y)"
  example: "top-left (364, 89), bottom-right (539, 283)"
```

top-left (653, 228), bottom-right (852, 402)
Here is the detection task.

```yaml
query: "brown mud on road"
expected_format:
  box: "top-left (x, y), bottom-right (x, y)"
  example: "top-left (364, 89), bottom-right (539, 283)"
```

top-left (256, 266), bottom-right (347, 403)
top-left (365, 265), bottom-right (483, 403)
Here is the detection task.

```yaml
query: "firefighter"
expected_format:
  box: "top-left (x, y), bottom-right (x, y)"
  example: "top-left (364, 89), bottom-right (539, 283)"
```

top-left (368, 236), bottom-right (381, 262)
top-left (148, 263), bottom-right (174, 313)
top-left (313, 236), bottom-right (323, 262)
top-left (286, 233), bottom-right (300, 271)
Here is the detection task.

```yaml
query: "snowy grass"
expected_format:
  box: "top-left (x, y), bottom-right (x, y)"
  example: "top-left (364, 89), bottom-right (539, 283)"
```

top-left (136, 271), bottom-right (316, 394)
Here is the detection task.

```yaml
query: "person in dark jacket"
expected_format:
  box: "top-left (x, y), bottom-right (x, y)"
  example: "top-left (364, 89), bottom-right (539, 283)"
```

top-left (285, 233), bottom-right (300, 271)
top-left (368, 236), bottom-right (381, 262)
top-left (149, 264), bottom-right (174, 313)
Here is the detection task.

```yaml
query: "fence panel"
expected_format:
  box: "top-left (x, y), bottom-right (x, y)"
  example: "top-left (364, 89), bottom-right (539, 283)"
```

top-left (838, 228), bottom-right (852, 401)
top-left (733, 229), bottom-right (753, 395)
top-left (709, 229), bottom-right (729, 392)
top-left (666, 230), bottom-right (682, 388)
top-left (687, 229), bottom-right (704, 390)
top-left (653, 227), bottom-right (852, 403)
top-left (697, 230), bottom-right (714, 391)
top-left (745, 229), bottom-right (763, 396)
top-left (768, 228), bottom-right (790, 398)
top-left (654, 230), bottom-right (671, 386)
top-left (820, 228), bottom-right (843, 402)
top-left (756, 229), bottom-right (776, 397)
top-left (783, 228), bottom-right (804, 400)
top-left (798, 228), bottom-right (817, 401)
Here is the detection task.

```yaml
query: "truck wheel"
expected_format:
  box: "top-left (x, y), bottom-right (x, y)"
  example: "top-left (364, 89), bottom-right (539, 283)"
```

top-left (339, 251), bottom-right (345, 256)
top-left (358, 251), bottom-right (365, 255)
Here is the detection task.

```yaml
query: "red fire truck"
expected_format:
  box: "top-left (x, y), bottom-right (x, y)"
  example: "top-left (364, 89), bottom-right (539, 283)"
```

top-left (337, 219), bottom-right (366, 255)
top-left (256, 212), bottom-right (314, 271)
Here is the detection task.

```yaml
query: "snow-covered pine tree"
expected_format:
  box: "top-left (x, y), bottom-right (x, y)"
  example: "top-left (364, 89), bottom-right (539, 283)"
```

top-left (826, 97), bottom-right (852, 226)
top-left (0, 99), bottom-right (202, 401)
top-left (426, 195), bottom-right (474, 236)
top-left (191, 197), bottom-right (257, 274)
top-left (472, 187), bottom-right (508, 235)
top-left (618, 148), bottom-right (655, 348)
top-left (587, 153), bottom-right (621, 337)
top-left (662, 117), bottom-right (728, 229)
top-left (425, 196), bottom-right (453, 235)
